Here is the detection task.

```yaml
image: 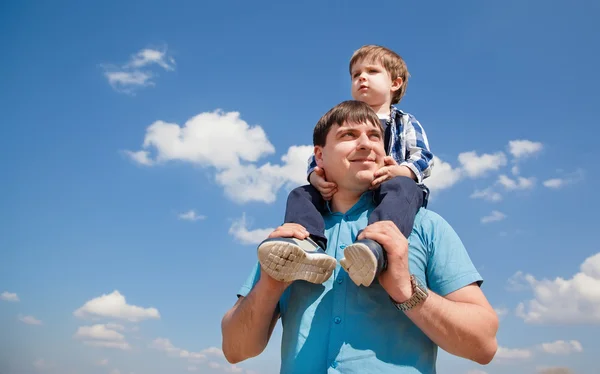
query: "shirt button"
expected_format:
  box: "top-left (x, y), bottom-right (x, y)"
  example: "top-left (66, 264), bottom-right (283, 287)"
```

top-left (337, 277), bottom-right (343, 284)
top-left (339, 245), bottom-right (346, 249)
top-left (331, 361), bottom-right (338, 368)
top-left (334, 316), bottom-right (341, 324)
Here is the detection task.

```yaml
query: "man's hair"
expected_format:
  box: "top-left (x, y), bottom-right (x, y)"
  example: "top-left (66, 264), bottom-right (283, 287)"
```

top-left (313, 100), bottom-right (382, 147)
top-left (349, 45), bottom-right (410, 104)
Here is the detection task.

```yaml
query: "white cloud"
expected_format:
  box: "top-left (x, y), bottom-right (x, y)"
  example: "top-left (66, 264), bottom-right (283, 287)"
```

top-left (515, 252), bottom-right (600, 324)
top-left (73, 290), bottom-right (160, 322)
top-left (19, 315), bottom-right (42, 325)
top-left (508, 140), bottom-right (543, 159)
top-left (543, 178), bottom-right (564, 189)
top-left (150, 338), bottom-right (225, 369)
top-left (466, 370), bottom-right (488, 374)
top-left (496, 346), bottom-right (533, 360)
top-left (103, 47), bottom-right (175, 94)
top-left (178, 210), bottom-right (206, 221)
top-left (494, 307), bottom-right (509, 318)
top-left (126, 48), bottom-right (175, 71)
top-left (124, 150), bottom-right (153, 166)
top-left (96, 359), bottom-right (109, 366)
top-left (543, 169), bottom-right (584, 189)
top-left (84, 341), bottom-right (131, 350)
top-left (229, 214), bottom-right (274, 245)
top-left (423, 156), bottom-right (462, 192)
top-left (187, 366), bottom-right (198, 372)
top-left (458, 151), bottom-right (507, 178)
top-left (74, 324), bottom-right (126, 341)
top-left (471, 188), bottom-right (502, 202)
top-left (511, 165), bottom-right (519, 175)
top-left (481, 210), bottom-right (506, 224)
top-left (110, 369), bottom-right (121, 374)
top-left (1, 291), bottom-right (19, 302)
top-left (126, 109), bottom-right (314, 203)
top-left (497, 175), bottom-right (535, 190)
top-left (540, 340), bottom-right (583, 355)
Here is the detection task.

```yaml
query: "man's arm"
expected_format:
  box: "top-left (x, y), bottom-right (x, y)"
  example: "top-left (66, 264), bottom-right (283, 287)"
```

top-left (401, 283), bottom-right (498, 364)
top-left (221, 223), bottom-right (308, 364)
top-left (221, 272), bottom-right (288, 364)
top-left (359, 221), bottom-right (498, 365)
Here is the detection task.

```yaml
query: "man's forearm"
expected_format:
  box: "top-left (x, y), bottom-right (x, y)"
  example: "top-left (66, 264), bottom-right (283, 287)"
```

top-left (221, 275), bottom-right (286, 363)
top-left (403, 290), bottom-right (498, 364)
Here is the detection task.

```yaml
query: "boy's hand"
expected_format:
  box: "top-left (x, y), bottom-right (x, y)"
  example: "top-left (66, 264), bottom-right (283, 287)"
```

top-left (309, 167), bottom-right (337, 200)
top-left (371, 157), bottom-right (417, 189)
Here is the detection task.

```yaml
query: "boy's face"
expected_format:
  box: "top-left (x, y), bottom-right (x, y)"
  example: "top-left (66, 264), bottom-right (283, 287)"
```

top-left (315, 120), bottom-right (385, 193)
top-left (350, 59), bottom-right (402, 108)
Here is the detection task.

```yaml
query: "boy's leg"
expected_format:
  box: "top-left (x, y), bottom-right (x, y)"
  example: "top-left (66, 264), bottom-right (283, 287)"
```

top-left (341, 176), bottom-right (423, 287)
top-left (283, 185), bottom-right (328, 249)
top-left (257, 185), bottom-right (336, 285)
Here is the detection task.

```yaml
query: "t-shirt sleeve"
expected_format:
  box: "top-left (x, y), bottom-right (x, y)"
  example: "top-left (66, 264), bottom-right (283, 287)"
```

top-left (425, 212), bottom-right (483, 296)
top-left (237, 262), bottom-right (261, 298)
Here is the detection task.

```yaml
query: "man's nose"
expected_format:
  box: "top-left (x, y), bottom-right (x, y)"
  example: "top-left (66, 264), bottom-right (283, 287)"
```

top-left (356, 133), bottom-right (372, 149)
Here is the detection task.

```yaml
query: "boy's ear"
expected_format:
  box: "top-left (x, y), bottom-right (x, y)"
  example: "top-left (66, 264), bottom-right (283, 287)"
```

top-left (391, 77), bottom-right (403, 92)
top-left (314, 146), bottom-right (324, 167)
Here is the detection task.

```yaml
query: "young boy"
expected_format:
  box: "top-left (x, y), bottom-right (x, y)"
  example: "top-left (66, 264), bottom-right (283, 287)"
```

top-left (257, 45), bottom-right (434, 288)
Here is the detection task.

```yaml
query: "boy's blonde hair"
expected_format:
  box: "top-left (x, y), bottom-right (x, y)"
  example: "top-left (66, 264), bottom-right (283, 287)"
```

top-left (349, 45), bottom-right (410, 105)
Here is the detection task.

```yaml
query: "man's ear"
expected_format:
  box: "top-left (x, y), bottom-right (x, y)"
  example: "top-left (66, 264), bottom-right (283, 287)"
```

top-left (314, 146), bottom-right (324, 168)
top-left (391, 77), bottom-right (403, 92)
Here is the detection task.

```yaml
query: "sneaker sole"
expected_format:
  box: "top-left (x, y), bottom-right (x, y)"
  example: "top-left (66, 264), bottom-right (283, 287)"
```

top-left (257, 241), bottom-right (336, 284)
top-left (340, 243), bottom-right (377, 287)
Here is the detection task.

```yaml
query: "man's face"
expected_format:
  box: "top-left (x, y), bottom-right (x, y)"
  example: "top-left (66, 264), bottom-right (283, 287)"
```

top-left (350, 59), bottom-right (399, 107)
top-left (315, 120), bottom-right (385, 193)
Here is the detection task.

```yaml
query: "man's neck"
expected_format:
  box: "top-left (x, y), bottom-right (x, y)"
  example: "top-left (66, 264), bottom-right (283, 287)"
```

top-left (369, 102), bottom-right (392, 118)
top-left (329, 190), bottom-right (364, 214)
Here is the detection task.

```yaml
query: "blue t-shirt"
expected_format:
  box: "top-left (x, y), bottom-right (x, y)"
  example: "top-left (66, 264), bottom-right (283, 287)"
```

top-left (238, 192), bottom-right (483, 374)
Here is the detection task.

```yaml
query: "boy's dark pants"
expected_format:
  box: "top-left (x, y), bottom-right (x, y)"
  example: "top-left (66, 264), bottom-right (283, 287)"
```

top-left (283, 176), bottom-right (425, 249)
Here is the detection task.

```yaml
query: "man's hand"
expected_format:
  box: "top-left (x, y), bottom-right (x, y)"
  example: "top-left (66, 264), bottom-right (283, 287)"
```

top-left (357, 221), bottom-right (413, 303)
top-left (309, 167), bottom-right (337, 200)
top-left (371, 157), bottom-right (417, 189)
top-left (260, 223), bottom-right (311, 290)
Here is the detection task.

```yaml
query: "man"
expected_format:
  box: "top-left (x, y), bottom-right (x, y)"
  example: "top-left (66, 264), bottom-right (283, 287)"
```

top-left (221, 100), bottom-right (498, 373)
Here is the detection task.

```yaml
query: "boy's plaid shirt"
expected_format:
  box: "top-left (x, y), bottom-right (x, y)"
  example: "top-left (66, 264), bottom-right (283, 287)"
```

top-left (307, 106), bottom-right (434, 184)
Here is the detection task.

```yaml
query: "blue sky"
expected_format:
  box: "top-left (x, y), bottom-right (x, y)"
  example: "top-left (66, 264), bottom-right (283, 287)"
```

top-left (1, 1), bottom-right (599, 374)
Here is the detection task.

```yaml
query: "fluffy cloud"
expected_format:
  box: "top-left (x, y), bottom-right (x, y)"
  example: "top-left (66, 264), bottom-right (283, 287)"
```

top-left (33, 359), bottom-right (54, 370)
top-left (74, 324), bottom-right (126, 341)
top-left (150, 338), bottom-right (225, 367)
top-left (1, 291), bottom-right (19, 302)
top-left (481, 210), bottom-right (506, 224)
top-left (515, 252), bottom-right (600, 324)
top-left (178, 210), bottom-right (206, 221)
top-left (543, 169), bottom-right (584, 189)
top-left (458, 151), bottom-right (507, 178)
top-left (103, 47), bottom-right (175, 94)
top-left (96, 359), bottom-right (109, 366)
top-left (471, 188), bottom-right (502, 202)
top-left (540, 340), bottom-right (583, 355)
top-left (497, 175), bottom-right (535, 190)
top-left (126, 109), bottom-right (313, 203)
top-left (495, 346), bottom-right (533, 360)
top-left (18, 314), bottom-right (42, 325)
top-left (423, 156), bottom-right (462, 192)
top-left (74, 324), bottom-right (131, 351)
top-left (229, 214), bottom-right (274, 245)
top-left (508, 140), bottom-right (543, 159)
top-left (494, 307), bottom-right (509, 318)
top-left (73, 290), bottom-right (160, 322)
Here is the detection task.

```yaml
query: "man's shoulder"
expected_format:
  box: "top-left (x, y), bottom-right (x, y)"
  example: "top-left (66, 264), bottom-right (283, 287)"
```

top-left (412, 208), bottom-right (451, 237)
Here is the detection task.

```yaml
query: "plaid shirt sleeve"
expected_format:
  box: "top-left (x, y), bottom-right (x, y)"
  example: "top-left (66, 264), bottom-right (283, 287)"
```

top-left (306, 153), bottom-right (317, 181)
top-left (399, 115), bottom-right (434, 183)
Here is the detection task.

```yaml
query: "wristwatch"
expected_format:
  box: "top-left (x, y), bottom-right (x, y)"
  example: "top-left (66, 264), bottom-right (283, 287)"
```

top-left (390, 275), bottom-right (429, 312)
